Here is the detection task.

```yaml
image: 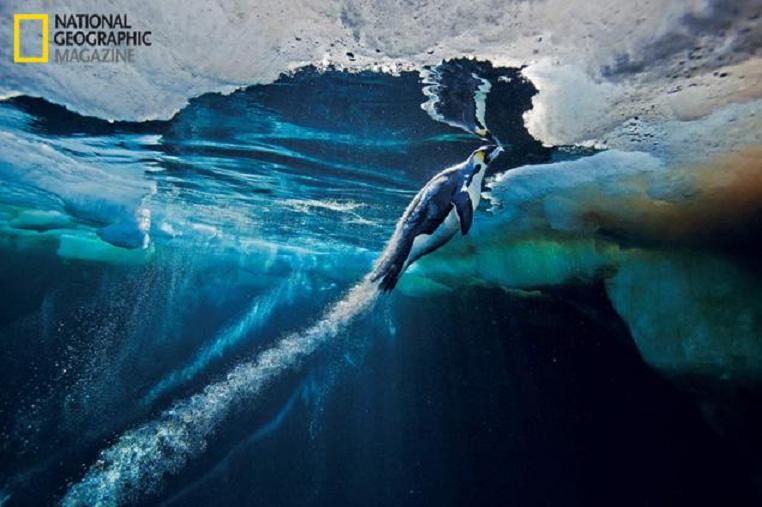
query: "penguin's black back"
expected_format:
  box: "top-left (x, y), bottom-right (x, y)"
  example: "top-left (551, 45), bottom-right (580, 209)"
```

top-left (371, 163), bottom-right (468, 291)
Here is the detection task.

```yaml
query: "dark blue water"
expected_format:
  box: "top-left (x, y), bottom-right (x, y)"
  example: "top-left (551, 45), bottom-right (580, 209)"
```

top-left (0, 64), bottom-right (758, 506)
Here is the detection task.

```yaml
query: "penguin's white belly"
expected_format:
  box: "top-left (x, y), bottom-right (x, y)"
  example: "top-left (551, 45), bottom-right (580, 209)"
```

top-left (407, 211), bottom-right (459, 268)
top-left (466, 177), bottom-right (483, 209)
top-left (405, 178), bottom-right (484, 269)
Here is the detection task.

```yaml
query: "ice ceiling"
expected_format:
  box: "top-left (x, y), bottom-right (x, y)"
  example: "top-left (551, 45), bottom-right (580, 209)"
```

top-left (2, 0), bottom-right (760, 157)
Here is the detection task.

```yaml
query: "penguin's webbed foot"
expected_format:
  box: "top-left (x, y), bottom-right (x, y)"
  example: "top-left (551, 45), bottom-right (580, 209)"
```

top-left (373, 264), bottom-right (402, 293)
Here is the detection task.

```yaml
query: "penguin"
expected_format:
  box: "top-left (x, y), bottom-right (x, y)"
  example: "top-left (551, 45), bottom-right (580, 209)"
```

top-left (370, 144), bottom-right (503, 292)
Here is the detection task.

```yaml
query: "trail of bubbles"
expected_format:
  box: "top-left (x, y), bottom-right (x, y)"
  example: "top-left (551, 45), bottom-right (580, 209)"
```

top-left (62, 280), bottom-right (379, 507)
top-left (142, 279), bottom-right (294, 406)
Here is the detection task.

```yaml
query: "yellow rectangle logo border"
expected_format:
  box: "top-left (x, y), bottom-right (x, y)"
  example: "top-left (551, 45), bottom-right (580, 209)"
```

top-left (13, 13), bottom-right (49, 63)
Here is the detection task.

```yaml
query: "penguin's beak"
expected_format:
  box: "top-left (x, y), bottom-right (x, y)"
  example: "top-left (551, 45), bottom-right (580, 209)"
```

top-left (484, 144), bottom-right (504, 164)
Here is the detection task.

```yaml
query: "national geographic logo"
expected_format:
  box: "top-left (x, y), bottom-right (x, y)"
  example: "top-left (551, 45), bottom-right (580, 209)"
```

top-left (13, 13), bottom-right (152, 64)
top-left (13, 14), bottom-right (48, 63)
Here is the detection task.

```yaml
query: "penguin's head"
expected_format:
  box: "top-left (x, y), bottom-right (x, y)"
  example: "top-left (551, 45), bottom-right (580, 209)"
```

top-left (471, 144), bottom-right (503, 171)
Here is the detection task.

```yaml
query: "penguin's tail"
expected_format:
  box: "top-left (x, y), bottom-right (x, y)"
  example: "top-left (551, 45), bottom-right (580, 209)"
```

top-left (369, 236), bottom-right (413, 293)
top-left (369, 263), bottom-right (403, 293)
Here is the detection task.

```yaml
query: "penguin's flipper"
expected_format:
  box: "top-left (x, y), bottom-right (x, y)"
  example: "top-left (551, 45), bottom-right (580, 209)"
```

top-left (452, 191), bottom-right (473, 235)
